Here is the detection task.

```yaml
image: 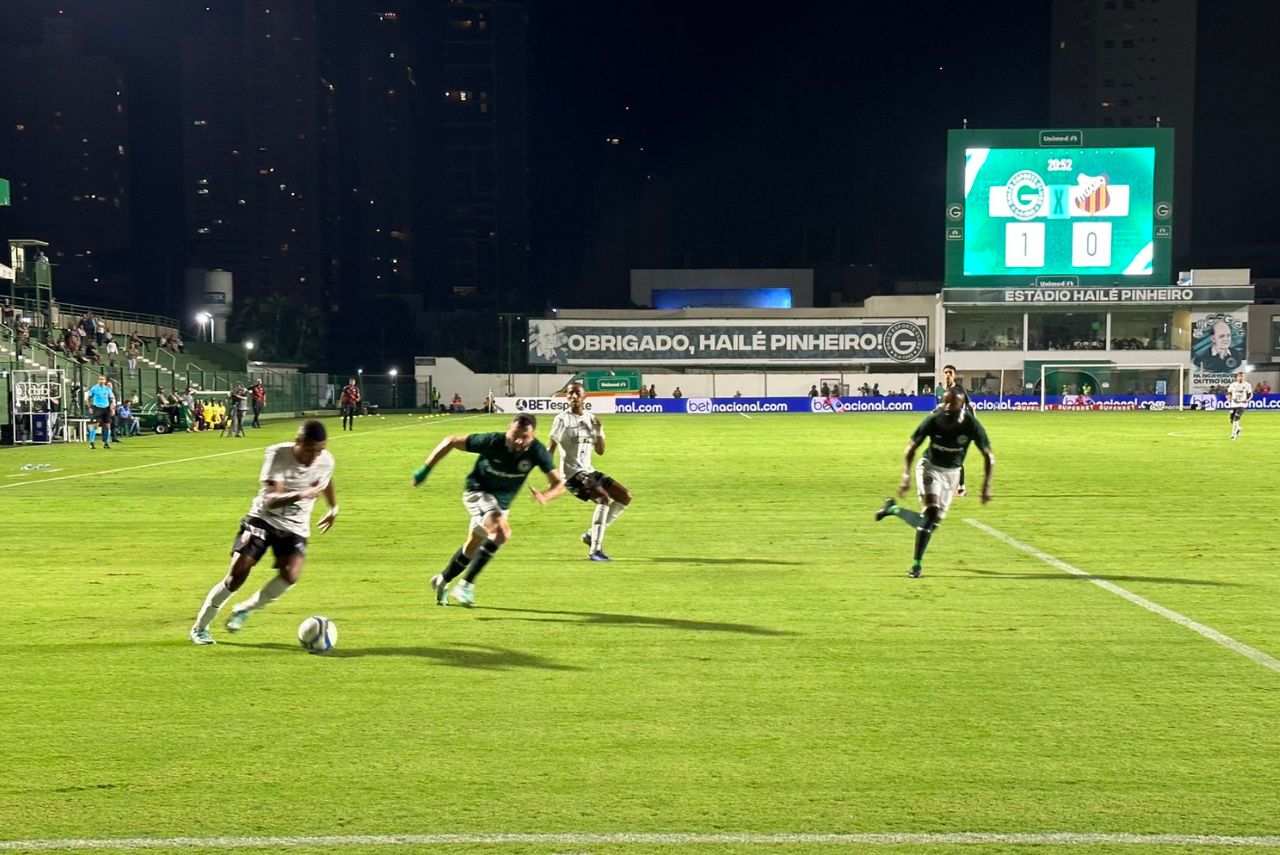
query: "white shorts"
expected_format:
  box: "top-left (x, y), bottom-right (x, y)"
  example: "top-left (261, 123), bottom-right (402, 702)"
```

top-left (462, 491), bottom-right (507, 536)
top-left (916, 458), bottom-right (962, 518)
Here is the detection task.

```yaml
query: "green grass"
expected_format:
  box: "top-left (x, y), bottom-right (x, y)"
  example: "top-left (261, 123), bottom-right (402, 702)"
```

top-left (2, 410), bottom-right (1279, 854)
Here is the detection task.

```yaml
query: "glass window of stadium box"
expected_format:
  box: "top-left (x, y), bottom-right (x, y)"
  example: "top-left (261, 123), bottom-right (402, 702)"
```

top-left (1108, 310), bottom-right (1186, 350)
top-left (944, 312), bottom-right (1024, 351)
top-left (1028, 312), bottom-right (1104, 351)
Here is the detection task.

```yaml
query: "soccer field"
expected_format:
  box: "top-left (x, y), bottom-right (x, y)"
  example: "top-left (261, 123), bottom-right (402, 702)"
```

top-left (2, 411), bottom-right (1279, 854)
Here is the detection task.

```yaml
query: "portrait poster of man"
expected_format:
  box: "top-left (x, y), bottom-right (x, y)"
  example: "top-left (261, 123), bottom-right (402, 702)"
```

top-left (1190, 312), bottom-right (1246, 375)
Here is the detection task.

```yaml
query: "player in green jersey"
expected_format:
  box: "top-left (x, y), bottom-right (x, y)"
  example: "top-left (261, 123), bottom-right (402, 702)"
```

top-left (412, 413), bottom-right (565, 606)
top-left (876, 387), bottom-right (994, 577)
top-left (936, 364), bottom-right (976, 496)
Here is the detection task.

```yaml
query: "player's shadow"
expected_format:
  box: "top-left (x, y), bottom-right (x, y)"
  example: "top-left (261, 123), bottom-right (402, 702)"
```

top-left (962, 568), bottom-right (1240, 586)
top-left (220, 641), bottom-right (582, 670)
top-left (476, 606), bottom-right (797, 636)
top-left (636, 557), bottom-right (804, 567)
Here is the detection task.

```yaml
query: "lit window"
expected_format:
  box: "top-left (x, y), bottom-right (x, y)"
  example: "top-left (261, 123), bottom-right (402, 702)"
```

top-left (197, 227), bottom-right (211, 234)
top-left (193, 119), bottom-right (208, 126)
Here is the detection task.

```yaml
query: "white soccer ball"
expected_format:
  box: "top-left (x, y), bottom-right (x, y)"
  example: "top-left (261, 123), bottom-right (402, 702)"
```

top-left (297, 615), bottom-right (338, 654)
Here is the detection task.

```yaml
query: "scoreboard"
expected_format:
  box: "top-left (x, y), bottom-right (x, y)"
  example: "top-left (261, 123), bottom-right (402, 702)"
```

top-left (945, 128), bottom-right (1174, 287)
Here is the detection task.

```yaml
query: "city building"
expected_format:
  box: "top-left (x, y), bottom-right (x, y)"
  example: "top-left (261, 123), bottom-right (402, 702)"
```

top-left (0, 16), bottom-right (132, 305)
top-left (181, 0), bottom-right (341, 310)
top-left (1050, 0), bottom-right (1197, 261)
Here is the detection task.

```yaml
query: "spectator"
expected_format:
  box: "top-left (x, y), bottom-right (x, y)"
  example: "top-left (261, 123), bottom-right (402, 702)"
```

top-left (872, 383), bottom-right (880, 396)
top-left (431, 385), bottom-right (441, 412)
top-left (129, 330), bottom-right (146, 354)
top-left (116, 400), bottom-right (140, 436)
top-left (193, 399), bottom-right (208, 432)
top-left (228, 382), bottom-right (249, 436)
top-left (672, 386), bottom-right (683, 398)
top-left (105, 334), bottom-right (119, 368)
top-left (820, 382), bottom-right (830, 397)
top-left (639, 384), bottom-right (649, 397)
top-left (808, 385), bottom-right (819, 397)
top-left (180, 386), bottom-right (198, 431)
top-left (250, 379), bottom-right (266, 428)
top-left (172, 333), bottom-right (185, 354)
top-left (733, 390), bottom-right (742, 399)
top-left (156, 387), bottom-right (179, 427)
top-left (451, 392), bottom-right (463, 412)
top-left (0, 298), bottom-right (13, 330)
top-left (125, 340), bottom-right (140, 374)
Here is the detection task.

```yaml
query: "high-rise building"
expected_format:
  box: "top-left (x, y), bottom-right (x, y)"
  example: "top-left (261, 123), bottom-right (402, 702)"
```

top-left (440, 1), bottom-right (529, 306)
top-left (0, 16), bottom-right (132, 305)
top-left (181, 0), bottom-right (341, 309)
top-left (1050, 0), bottom-right (1196, 262)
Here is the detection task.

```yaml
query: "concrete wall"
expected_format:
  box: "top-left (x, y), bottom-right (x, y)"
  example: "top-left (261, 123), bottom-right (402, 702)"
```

top-left (412, 357), bottom-right (925, 408)
top-left (629, 269), bottom-right (815, 308)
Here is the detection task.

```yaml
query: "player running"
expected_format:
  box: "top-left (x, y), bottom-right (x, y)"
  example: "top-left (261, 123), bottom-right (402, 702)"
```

top-left (413, 413), bottom-right (565, 607)
top-left (548, 382), bottom-right (633, 561)
top-left (189, 420), bottom-right (338, 644)
top-left (875, 387), bottom-right (994, 578)
top-left (1226, 371), bottom-right (1253, 441)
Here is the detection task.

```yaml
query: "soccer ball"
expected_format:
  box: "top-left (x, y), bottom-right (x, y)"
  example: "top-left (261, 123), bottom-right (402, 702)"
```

top-left (297, 615), bottom-right (338, 654)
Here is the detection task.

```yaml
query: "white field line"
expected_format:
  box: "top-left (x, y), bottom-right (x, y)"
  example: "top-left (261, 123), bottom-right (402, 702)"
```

top-left (0, 415), bottom-right (482, 491)
top-left (739, 412), bottom-right (753, 419)
top-left (967, 519), bottom-right (1280, 675)
top-left (4, 832), bottom-right (1280, 850)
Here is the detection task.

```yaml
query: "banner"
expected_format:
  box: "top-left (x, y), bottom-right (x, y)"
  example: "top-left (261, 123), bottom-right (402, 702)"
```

top-left (492, 393), bottom-right (1280, 415)
top-left (1189, 311), bottom-right (1248, 390)
top-left (492, 397), bottom-right (618, 415)
top-left (942, 285), bottom-right (1254, 306)
top-left (526, 318), bottom-right (928, 366)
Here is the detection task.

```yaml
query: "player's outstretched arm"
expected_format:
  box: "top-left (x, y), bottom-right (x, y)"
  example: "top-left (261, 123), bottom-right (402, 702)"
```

top-left (412, 434), bottom-right (469, 486)
top-left (979, 447), bottom-right (995, 504)
top-left (318, 480), bottom-right (339, 532)
top-left (898, 441), bottom-right (921, 497)
top-left (530, 468), bottom-right (566, 507)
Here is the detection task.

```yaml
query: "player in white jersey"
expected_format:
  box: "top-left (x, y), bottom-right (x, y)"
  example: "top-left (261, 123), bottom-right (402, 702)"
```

top-left (548, 382), bottom-right (633, 561)
top-left (1225, 371), bottom-right (1253, 441)
top-left (189, 420), bottom-right (339, 644)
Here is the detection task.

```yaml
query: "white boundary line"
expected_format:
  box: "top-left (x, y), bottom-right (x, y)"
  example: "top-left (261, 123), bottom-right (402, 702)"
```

top-left (4, 832), bottom-right (1280, 850)
top-left (0, 415), bottom-right (484, 491)
top-left (966, 519), bottom-right (1280, 674)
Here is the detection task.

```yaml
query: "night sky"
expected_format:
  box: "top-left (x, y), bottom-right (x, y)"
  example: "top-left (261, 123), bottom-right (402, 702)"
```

top-left (1, 0), bottom-right (1277, 310)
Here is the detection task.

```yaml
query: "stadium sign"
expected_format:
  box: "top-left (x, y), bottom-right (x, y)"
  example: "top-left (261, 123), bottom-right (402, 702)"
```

top-left (526, 318), bottom-right (928, 366)
top-left (943, 286), bottom-right (1254, 306)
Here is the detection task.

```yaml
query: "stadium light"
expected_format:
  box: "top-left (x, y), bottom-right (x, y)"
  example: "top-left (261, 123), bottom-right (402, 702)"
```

top-left (389, 367), bottom-right (397, 377)
top-left (195, 311), bottom-right (213, 343)
top-left (244, 340), bottom-right (254, 351)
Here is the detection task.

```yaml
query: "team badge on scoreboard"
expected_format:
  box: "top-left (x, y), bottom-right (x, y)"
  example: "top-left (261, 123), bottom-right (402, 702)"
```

top-left (1069, 173), bottom-right (1130, 218)
top-left (1073, 173), bottom-right (1111, 214)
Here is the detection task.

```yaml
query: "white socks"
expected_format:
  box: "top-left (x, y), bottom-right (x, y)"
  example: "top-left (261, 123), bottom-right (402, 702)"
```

top-left (589, 503), bottom-right (609, 552)
top-left (193, 581), bottom-right (233, 631)
top-left (606, 500), bottom-right (627, 526)
top-left (234, 575), bottom-right (294, 614)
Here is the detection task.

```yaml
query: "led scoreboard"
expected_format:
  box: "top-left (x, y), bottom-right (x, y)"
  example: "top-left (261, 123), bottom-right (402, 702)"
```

top-left (944, 128), bottom-right (1173, 287)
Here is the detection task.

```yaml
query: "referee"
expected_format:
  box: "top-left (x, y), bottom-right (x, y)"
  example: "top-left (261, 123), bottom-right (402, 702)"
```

top-left (85, 373), bottom-right (115, 449)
